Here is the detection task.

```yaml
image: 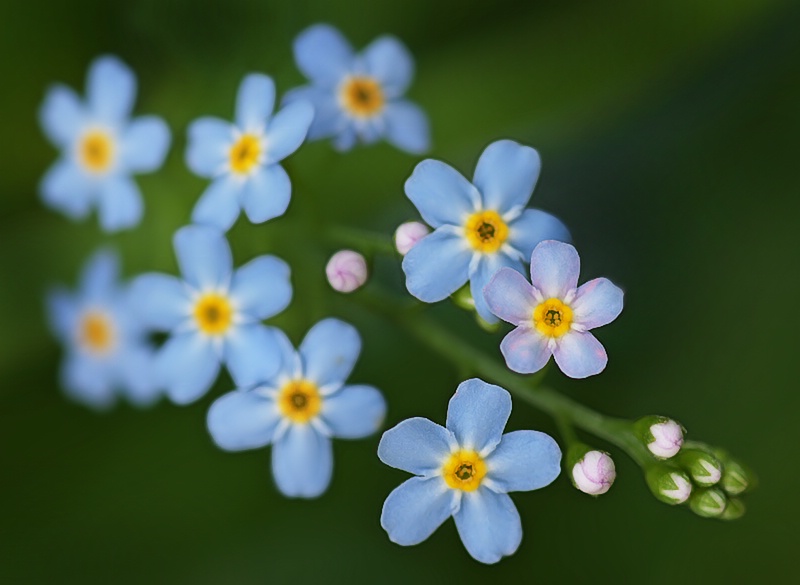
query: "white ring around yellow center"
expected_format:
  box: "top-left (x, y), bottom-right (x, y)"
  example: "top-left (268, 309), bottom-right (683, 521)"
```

top-left (78, 310), bottom-right (116, 354)
top-left (277, 379), bottom-right (322, 423)
top-left (193, 293), bottom-right (233, 335)
top-left (78, 129), bottom-right (115, 174)
top-left (532, 298), bottom-right (573, 338)
top-left (464, 210), bottom-right (509, 253)
top-left (442, 449), bottom-right (487, 492)
top-left (229, 133), bottom-right (263, 174)
top-left (339, 76), bottom-right (385, 118)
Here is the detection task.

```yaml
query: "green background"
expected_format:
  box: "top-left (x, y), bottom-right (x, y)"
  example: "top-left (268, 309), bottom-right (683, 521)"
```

top-left (1, 0), bottom-right (797, 582)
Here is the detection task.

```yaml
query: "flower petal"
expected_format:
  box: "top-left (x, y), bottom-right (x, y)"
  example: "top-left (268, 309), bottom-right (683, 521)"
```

top-left (483, 267), bottom-right (537, 326)
top-left (402, 228), bottom-right (471, 302)
top-left (97, 175), bottom-right (143, 232)
top-left (552, 332), bottom-right (608, 379)
top-left (173, 224), bottom-right (233, 291)
top-left (46, 287), bottom-right (77, 341)
top-left (470, 252), bottom-right (525, 324)
top-left (499, 327), bottom-right (552, 374)
top-left (61, 353), bottom-right (116, 410)
top-left (156, 332), bottom-right (220, 404)
top-left (405, 159), bottom-right (478, 228)
top-left (121, 115), bottom-right (170, 173)
top-left (118, 346), bottom-right (160, 407)
top-left (272, 424), bottom-right (333, 498)
top-left (86, 55), bottom-right (136, 124)
top-left (446, 379), bottom-right (511, 454)
top-left (293, 24), bottom-right (355, 87)
top-left (454, 489), bottom-right (522, 564)
top-left (224, 324), bottom-right (283, 387)
top-left (40, 84), bottom-right (84, 147)
top-left (508, 209), bottom-right (571, 259)
top-left (381, 477), bottom-right (455, 546)
top-left (264, 101), bottom-right (314, 164)
top-left (299, 318), bottom-right (360, 387)
top-left (384, 100), bottom-right (430, 154)
top-left (235, 73), bottom-right (275, 132)
top-left (529, 240), bottom-right (580, 299)
top-left (362, 35), bottom-right (414, 97)
top-left (322, 385), bottom-right (386, 439)
top-left (128, 273), bottom-right (189, 330)
top-left (282, 86), bottom-right (344, 140)
top-left (229, 255), bottom-right (291, 320)
top-left (191, 176), bottom-right (243, 232)
top-left (572, 277), bottom-right (624, 330)
top-left (486, 430), bottom-right (562, 493)
top-left (241, 164), bottom-right (291, 224)
top-left (39, 160), bottom-right (93, 220)
top-left (186, 117), bottom-right (233, 178)
top-left (207, 389), bottom-right (281, 451)
top-left (332, 126), bottom-right (357, 151)
top-left (472, 140), bottom-right (539, 213)
top-left (378, 417), bottom-right (454, 475)
top-left (79, 248), bottom-right (120, 300)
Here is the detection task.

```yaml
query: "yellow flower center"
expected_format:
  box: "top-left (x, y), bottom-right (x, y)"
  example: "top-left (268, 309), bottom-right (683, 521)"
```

top-left (464, 210), bottom-right (509, 253)
top-left (193, 293), bottom-right (233, 335)
top-left (229, 134), bottom-right (262, 174)
top-left (532, 298), bottom-right (573, 338)
top-left (78, 129), bottom-right (115, 173)
top-left (278, 379), bottom-right (322, 423)
top-left (442, 449), bottom-right (487, 492)
top-left (78, 311), bottom-right (116, 354)
top-left (339, 76), bottom-right (385, 117)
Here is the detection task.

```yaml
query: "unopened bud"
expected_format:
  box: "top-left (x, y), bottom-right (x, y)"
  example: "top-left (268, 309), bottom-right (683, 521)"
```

top-left (720, 459), bottom-right (754, 496)
top-left (689, 488), bottom-right (727, 518)
top-left (720, 497), bottom-right (746, 521)
top-left (677, 448), bottom-right (723, 487)
top-left (394, 221), bottom-right (429, 255)
top-left (646, 466), bottom-right (692, 505)
top-left (325, 250), bottom-right (368, 293)
top-left (637, 416), bottom-right (684, 459)
top-left (571, 450), bottom-right (616, 495)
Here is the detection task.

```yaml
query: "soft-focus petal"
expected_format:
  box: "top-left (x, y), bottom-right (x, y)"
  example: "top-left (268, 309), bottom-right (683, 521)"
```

top-left (240, 164), bottom-right (291, 224)
top-left (121, 116), bottom-right (170, 173)
top-left (298, 318), bottom-right (360, 387)
top-left (500, 327), bottom-right (552, 374)
top-left (362, 36), bottom-right (414, 97)
top-left (530, 240), bottom-right (580, 299)
top-left (486, 430), bottom-right (562, 493)
top-left (294, 24), bottom-right (355, 87)
top-left (384, 100), bottom-right (429, 154)
top-left (322, 385), bottom-right (386, 439)
top-left (484, 267), bottom-right (537, 326)
top-left (39, 160), bottom-right (93, 220)
top-left (224, 324), bottom-right (282, 387)
top-left (186, 117), bottom-right (233, 177)
top-left (446, 379), bottom-right (511, 454)
top-left (128, 273), bottom-right (189, 330)
top-left (230, 255), bottom-right (291, 320)
top-left (470, 253), bottom-right (525, 324)
top-left (235, 73), bottom-right (275, 131)
top-left (332, 126), bottom-right (357, 151)
top-left (173, 224), bottom-right (233, 291)
top-left (402, 229), bottom-right (471, 302)
top-left (61, 354), bottom-right (116, 410)
top-left (156, 332), bottom-right (220, 404)
top-left (191, 176), bottom-right (243, 232)
top-left (97, 175), bottom-right (143, 232)
top-left (118, 346), bottom-right (160, 407)
top-left (272, 424), bottom-right (333, 498)
top-left (553, 332), bottom-right (607, 379)
top-left (454, 489), bottom-right (522, 564)
top-left (572, 277), bottom-right (624, 330)
top-left (86, 55), bottom-right (136, 124)
top-left (405, 159), bottom-right (478, 228)
top-left (378, 417), bottom-right (454, 475)
top-left (207, 390), bottom-right (281, 451)
top-left (381, 477), bottom-right (455, 546)
top-left (40, 84), bottom-right (84, 147)
top-left (46, 287), bottom-right (77, 341)
top-left (264, 101), bottom-right (314, 164)
top-left (473, 140), bottom-right (540, 213)
top-left (508, 209), bottom-right (571, 259)
top-left (283, 86), bottom-right (344, 140)
top-left (79, 248), bottom-right (120, 300)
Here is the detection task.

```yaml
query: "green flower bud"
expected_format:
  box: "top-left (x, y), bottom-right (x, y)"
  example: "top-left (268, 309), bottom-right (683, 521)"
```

top-left (646, 465), bottom-right (692, 505)
top-left (720, 459), bottom-right (755, 496)
top-left (677, 448), bottom-right (723, 487)
top-left (689, 488), bottom-right (727, 518)
top-left (720, 498), bottom-right (746, 521)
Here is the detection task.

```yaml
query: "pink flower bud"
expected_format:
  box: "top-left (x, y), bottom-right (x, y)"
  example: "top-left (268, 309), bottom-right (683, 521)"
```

top-left (394, 221), bottom-right (430, 255)
top-left (326, 250), bottom-right (368, 293)
top-left (572, 450), bottom-right (616, 495)
top-left (648, 419), bottom-right (684, 459)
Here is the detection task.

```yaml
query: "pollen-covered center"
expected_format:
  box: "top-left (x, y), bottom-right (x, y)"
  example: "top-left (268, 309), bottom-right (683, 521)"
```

top-left (193, 293), bottom-right (233, 335)
top-left (78, 311), bottom-right (116, 354)
top-left (78, 129), bottom-right (115, 173)
top-left (339, 76), bottom-right (385, 117)
top-left (278, 379), bottom-right (322, 423)
top-left (533, 298), bottom-right (573, 338)
top-left (464, 210), bottom-right (509, 253)
top-left (442, 449), bottom-right (487, 492)
top-left (229, 134), bottom-right (263, 174)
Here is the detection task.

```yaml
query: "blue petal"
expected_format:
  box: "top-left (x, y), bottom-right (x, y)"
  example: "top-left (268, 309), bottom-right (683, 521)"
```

top-left (508, 209), bottom-right (571, 259)
top-left (377, 417), bottom-right (454, 475)
top-left (40, 84), bottom-right (84, 147)
top-left (207, 390), bottom-right (281, 451)
top-left (118, 346), bottom-right (160, 407)
top-left (362, 36), bottom-right (414, 97)
top-left (405, 159), bottom-right (478, 228)
top-left (332, 126), bottom-right (357, 151)
top-left (322, 385), bottom-right (386, 439)
top-left (173, 224), bottom-right (233, 291)
top-left (230, 255), bottom-right (291, 320)
top-left (272, 327), bottom-right (301, 381)
top-left (486, 430), bottom-right (561, 492)
top-left (299, 318), bottom-right (361, 388)
top-left (224, 324), bottom-right (282, 387)
top-left (156, 332), bottom-right (220, 404)
top-left (446, 379), bottom-right (511, 454)
top-left (97, 175), bottom-right (143, 232)
top-left (264, 101), bottom-right (314, 164)
top-left (500, 327), bottom-right (552, 375)
top-left (472, 140), bottom-right (540, 213)
top-left (86, 55), bottom-right (136, 124)
top-left (283, 86), bottom-right (344, 140)
top-left (530, 240), bottom-right (580, 299)
top-left (293, 24), bottom-right (355, 87)
top-left (272, 424), bottom-right (333, 498)
top-left (46, 287), bottom-right (77, 341)
top-left (128, 273), bottom-right (189, 330)
top-left (483, 267), bottom-right (537, 326)
top-left (454, 489), bottom-right (522, 564)
top-left (79, 248), bottom-right (120, 300)
top-left (191, 176), bottom-right (243, 232)
top-left (552, 332), bottom-right (607, 379)
top-left (381, 477), bottom-right (455, 546)
top-left (61, 354), bottom-right (116, 410)
top-left (384, 100), bottom-right (429, 154)
top-left (572, 278), bottom-right (624, 330)
top-left (40, 160), bottom-right (93, 220)
top-left (402, 228), bottom-right (472, 302)
top-left (121, 116), bottom-right (171, 173)
top-left (235, 73), bottom-right (275, 132)
top-left (186, 117), bottom-right (233, 178)
top-left (470, 252), bottom-right (525, 324)
top-left (241, 164), bottom-right (291, 224)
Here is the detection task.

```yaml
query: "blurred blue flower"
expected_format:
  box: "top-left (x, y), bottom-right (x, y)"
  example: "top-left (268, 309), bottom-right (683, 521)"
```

top-left (284, 23), bottom-right (430, 153)
top-left (207, 318), bottom-right (386, 498)
top-left (484, 240), bottom-right (624, 378)
top-left (402, 139), bottom-right (570, 322)
top-left (129, 225), bottom-right (292, 404)
top-left (186, 74), bottom-right (314, 232)
top-left (46, 249), bottom-right (159, 409)
top-left (38, 55), bottom-right (171, 232)
top-left (378, 378), bottom-right (561, 564)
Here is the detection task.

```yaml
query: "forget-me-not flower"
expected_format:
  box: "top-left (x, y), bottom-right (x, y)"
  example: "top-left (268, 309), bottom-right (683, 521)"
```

top-left (378, 378), bottom-right (561, 564)
top-left (402, 139), bottom-right (570, 323)
top-left (186, 74), bottom-right (314, 232)
top-left (207, 319), bottom-right (386, 498)
top-left (284, 23), bottom-right (430, 153)
top-left (484, 240), bottom-right (624, 378)
top-left (39, 55), bottom-right (171, 232)
top-left (129, 225), bottom-right (292, 404)
top-left (46, 250), bottom-right (159, 409)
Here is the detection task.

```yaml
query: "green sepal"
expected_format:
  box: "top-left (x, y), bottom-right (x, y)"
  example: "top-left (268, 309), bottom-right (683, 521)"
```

top-left (676, 448), bottom-right (723, 487)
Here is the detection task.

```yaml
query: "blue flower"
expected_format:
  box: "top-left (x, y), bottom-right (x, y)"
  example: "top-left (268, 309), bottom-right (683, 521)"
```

top-left (46, 250), bottom-right (159, 409)
top-left (38, 55), bottom-right (171, 232)
top-left (129, 225), bottom-right (292, 404)
top-left (378, 379), bottom-right (561, 564)
top-left (185, 74), bottom-right (314, 232)
top-left (483, 240), bottom-right (624, 378)
top-left (207, 319), bottom-right (386, 498)
top-left (402, 139), bottom-right (570, 323)
top-left (284, 23), bottom-right (430, 154)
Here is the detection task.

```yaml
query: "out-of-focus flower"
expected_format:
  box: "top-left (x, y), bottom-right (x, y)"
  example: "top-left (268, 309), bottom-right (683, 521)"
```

top-left (689, 488), bottom-right (727, 518)
top-left (39, 55), bottom-right (170, 232)
top-left (207, 319), bottom-right (386, 498)
top-left (571, 450), bottom-right (616, 495)
top-left (394, 221), bottom-right (429, 255)
top-left (326, 250), bottom-right (367, 292)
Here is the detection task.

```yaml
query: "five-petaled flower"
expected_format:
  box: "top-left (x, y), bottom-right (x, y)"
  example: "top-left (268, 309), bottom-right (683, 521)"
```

top-left (402, 139), bottom-right (570, 323)
top-left (284, 23), bottom-right (430, 153)
top-left (186, 73), bottom-right (314, 232)
top-left (378, 378), bottom-right (561, 564)
top-left (39, 55), bottom-right (171, 232)
top-left (484, 240), bottom-right (624, 378)
top-left (207, 319), bottom-right (386, 498)
top-left (129, 225), bottom-right (292, 404)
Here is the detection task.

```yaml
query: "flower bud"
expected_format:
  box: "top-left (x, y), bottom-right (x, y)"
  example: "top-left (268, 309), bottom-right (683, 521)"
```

top-left (720, 497), bottom-right (746, 521)
top-left (571, 450), bottom-right (616, 495)
top-left (689, 488), bottom-right (727, 518)
top-left (677, 448), bottom-right (723, 487)
top-left (636, 416), bottom-right (684, 459)
top-left (646, 466), bottom-right (692, 505)
top-left (394, 221), bottom-right (429, 255)
top-left (719, 458), bottom-right (754, 496)
top-left (325, 250), bottom-right (368, 293)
